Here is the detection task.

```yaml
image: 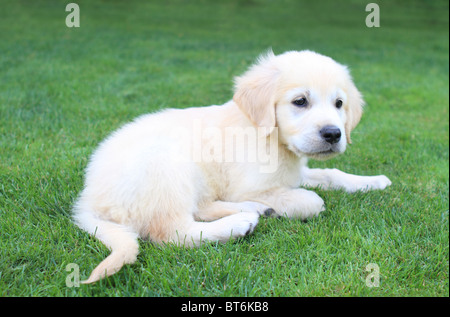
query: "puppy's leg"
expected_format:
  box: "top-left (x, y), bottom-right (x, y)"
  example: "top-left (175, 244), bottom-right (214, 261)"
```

top-left (301, 167), bottom-right (392, 193)
top-left (172, 212), bottom-right (260, 246)
top-left (195, 200), bottom-right (272, 221)
top-left (256, 188), bottom-right (325, 220)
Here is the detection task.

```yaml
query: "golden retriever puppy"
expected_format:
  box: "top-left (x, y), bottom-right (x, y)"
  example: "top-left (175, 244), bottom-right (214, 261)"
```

top-left (73, 50), bottom-right (391, 283)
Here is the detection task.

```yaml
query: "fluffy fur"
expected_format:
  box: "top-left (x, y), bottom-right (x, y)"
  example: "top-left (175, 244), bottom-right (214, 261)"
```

top-left (73, 50), bottom-right (391, 283)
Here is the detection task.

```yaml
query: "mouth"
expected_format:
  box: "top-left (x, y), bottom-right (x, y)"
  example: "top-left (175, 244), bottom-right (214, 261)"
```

top-left (291, 145), bottom-right (340, 160)
top-left (313, 149), bottom-right (335, 155)
top-left (306, 149), bottom-right (338, 159)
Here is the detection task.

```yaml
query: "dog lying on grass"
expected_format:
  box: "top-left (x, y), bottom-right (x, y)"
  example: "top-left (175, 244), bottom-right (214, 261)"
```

top-left (73, 50), bottom-right (391, 283)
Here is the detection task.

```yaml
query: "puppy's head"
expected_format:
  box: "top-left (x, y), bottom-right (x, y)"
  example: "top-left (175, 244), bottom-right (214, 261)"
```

top-left (233, 50), bottom-right (364, 160)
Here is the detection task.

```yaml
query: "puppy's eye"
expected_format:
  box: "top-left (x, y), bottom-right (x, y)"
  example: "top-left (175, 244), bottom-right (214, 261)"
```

top-left (335, 99), bottom-right (343, 109)
top-left (293, 97), bottom-right (308, 107)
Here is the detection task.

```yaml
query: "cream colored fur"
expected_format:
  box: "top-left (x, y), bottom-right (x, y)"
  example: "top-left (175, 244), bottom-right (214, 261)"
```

top-left (73, 50), bottom-right (391, 283)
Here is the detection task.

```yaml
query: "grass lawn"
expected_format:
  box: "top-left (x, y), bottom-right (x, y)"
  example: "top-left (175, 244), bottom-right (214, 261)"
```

top-left (0, 0), bottom-right (448, 297)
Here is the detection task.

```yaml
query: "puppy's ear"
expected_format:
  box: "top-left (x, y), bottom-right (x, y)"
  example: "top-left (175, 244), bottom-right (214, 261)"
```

top-left (233, 51), bottom-right (280, 132)
top-left (345, 80), bottom-right (364, 144)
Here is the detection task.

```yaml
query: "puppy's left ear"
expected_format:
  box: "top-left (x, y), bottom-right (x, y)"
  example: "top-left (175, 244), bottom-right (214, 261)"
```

top-left (233, 52), bottom-right (280, 132)
top-left (345, 80), bottom-right (364, 144)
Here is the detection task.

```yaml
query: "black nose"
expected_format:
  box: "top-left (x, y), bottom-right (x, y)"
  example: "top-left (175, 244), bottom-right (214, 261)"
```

top-left (320, 126), bottom-right (341, 144)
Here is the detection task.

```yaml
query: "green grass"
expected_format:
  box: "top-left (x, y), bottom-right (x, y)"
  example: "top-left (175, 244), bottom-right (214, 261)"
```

top-left (0, 0), bottom-right (448, 297)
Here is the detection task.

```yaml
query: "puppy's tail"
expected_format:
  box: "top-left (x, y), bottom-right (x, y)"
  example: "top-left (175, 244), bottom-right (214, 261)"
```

top-left (73, 209), bottom-right (139, 284)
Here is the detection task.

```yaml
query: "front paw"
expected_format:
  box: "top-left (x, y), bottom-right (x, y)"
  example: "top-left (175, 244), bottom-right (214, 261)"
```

top-left (301, 191), bottom-right (326, 219)
top-left (374, 175), bottom-right (392, 189)
top-left (233, 211), bottom-right (260, 237)
top-left (358, 175), bottom-right (392, 192)
top-left (278, 189), bottom-right (325, 220)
